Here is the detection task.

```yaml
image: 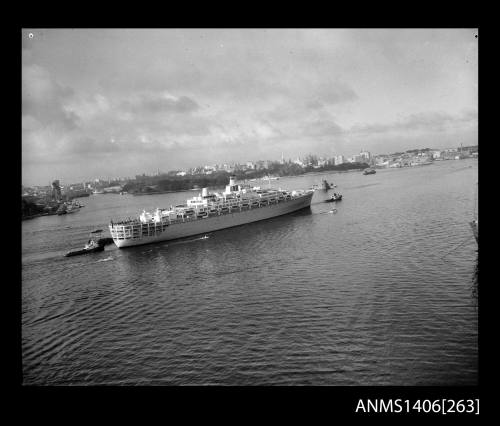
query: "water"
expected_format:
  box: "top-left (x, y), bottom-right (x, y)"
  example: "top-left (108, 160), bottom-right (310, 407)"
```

top-left (22, 159), bottom-right (478, 385)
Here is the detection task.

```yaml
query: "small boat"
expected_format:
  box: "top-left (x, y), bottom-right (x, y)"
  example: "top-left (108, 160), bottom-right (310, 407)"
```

top-left (321, 179), bottom-right (332, 190)
top-left (65, 203), bottom-right (80, 214)
top-left (57, 201), bottom-right (81, 215)
top-left (65, 243), bottom-right (104, 257)
top-left (363, 168), bottom-right (376, 175)
top-left (325, 193), bottom-right (343, 202)
top-left (65, 230), bottom-right (106, 257)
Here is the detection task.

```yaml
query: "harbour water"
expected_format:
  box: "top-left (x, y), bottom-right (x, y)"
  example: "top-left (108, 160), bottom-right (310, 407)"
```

top-left (22, 159), bottom-right (478, 385)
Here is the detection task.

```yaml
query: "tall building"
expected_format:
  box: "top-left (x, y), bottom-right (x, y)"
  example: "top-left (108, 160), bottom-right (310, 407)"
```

top-left (359, 149), bottom-right (371, 162)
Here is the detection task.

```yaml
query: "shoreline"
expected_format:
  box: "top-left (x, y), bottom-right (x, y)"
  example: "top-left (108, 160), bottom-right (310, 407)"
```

top-left (131, 190), bottom-right (185, 196)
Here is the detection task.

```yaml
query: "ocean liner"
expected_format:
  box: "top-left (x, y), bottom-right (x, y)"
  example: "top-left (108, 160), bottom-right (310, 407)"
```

top-left (109, 176), bottom-right (314, 248)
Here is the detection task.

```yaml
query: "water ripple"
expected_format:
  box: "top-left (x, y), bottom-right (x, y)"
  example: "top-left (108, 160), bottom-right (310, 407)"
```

top-left (22, 160), bottom-right (478, 385)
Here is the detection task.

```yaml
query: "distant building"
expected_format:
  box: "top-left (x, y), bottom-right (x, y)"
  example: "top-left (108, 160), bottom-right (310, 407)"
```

top-left (349, 154), bottom-right (363, 163)
top-left (255, 160), bottom-right (271, 170)
top-left (334, 155), bottom-right (345, 165)
top-left (359, 149), bottom-right (371, 162)
top-left (103, 185), bottom-right (122, 193)
top-left (375, 157), bottom-right (390, 167)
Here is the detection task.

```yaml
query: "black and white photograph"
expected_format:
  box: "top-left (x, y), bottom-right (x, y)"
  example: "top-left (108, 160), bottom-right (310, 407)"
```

top-left (21, 28), bottom-right (478, 393)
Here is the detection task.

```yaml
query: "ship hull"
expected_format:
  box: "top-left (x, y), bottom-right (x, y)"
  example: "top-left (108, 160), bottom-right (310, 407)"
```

top-left (111, 192), bottom-right (313, 248)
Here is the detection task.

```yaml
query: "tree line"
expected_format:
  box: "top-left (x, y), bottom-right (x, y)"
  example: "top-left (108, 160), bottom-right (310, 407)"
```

top-left (123, 162), bottom-right (369, 194)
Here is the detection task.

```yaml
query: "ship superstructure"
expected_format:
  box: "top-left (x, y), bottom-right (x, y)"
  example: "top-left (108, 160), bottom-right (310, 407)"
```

top-left (109, 176), bottom-right (314, 248)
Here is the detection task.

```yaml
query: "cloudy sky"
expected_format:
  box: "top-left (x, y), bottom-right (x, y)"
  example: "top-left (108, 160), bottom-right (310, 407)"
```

top-left (22, 28), bottom-right (478, 186)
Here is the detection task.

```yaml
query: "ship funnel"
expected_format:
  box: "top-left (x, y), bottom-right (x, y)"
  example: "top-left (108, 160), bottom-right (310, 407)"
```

top-left (202, 187), bottom-right (208, 197)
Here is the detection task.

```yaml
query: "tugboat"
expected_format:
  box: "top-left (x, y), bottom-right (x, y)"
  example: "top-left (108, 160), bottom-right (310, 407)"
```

top-left (65, 230), bottom-right (106, 257)
top-left (325, 192), bottom-right (343, 202)
top-left (322, 179), bottom-right (332, 190)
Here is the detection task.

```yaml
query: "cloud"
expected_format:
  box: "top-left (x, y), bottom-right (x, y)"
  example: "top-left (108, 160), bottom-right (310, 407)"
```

top-left (350, 110), bottom-right (478, 136)
top-left (22, 29), bottom-right (477, 185)
top-left (22, 64), bottom-right (80, 132)
top-left (315, 82), bottom-right (358, 106)
top-left (304, 84), bottom-right (357, 111)
top-left (120, 93), bottom-right (199, 115)
top-left (301, 119), bottom-right (344, 138)
top-left (22, 65), bottom-right (209, 167)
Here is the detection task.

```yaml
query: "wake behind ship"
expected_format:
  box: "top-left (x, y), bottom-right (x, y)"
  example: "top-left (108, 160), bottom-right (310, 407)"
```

top-left (109, 176), bottom-right (314, 248)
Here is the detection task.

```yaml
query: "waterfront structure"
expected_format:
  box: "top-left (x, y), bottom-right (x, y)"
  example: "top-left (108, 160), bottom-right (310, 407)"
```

top-left (109, 176), bottom-right (314, 248)
top-left (430, 150), bottom-right (442, 159)
top-left (103, 186), bottom-right (123, 193)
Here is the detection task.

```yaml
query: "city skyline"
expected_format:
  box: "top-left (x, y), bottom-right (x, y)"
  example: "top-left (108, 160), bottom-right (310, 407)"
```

top-left (22, 28), bottom-right (478, 186)
top-left (22, 142), bottom-right (477, 189)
